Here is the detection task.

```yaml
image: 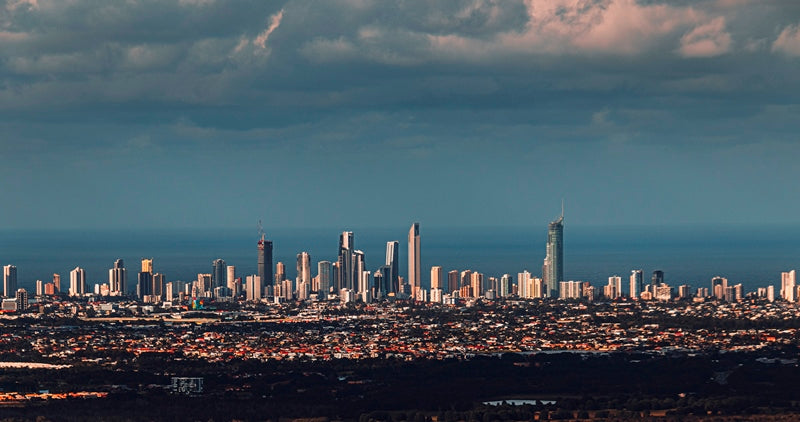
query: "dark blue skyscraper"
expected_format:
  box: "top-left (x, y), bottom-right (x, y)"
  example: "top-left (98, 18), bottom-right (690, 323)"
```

top-left (212, 259), bottom-right (226, 289)
top-left (543, 206), bottom-right (564, 298)
top-left (258, 233), bottom-right (273, 292)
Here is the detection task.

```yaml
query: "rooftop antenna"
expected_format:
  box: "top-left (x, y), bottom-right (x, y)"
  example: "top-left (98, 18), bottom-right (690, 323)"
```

top-left (258, 219), bottom-right (265, 240)
top-left (561, 199), bottom-right (564, 219)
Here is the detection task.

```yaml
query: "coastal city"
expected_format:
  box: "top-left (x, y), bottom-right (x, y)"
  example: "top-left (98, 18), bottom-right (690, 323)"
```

top-left (3, 218), bottom-right (800, 420)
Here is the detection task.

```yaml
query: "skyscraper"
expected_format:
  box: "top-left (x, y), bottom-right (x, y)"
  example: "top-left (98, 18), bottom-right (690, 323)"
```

top-left (353, 250), bottom-right (366, 294)
top-left (430, 266), bottom-right (443, 290)
top-left (3, 265), bottom-right (17, 298)
top-left (257, 234), bottom-right (273, 293)
top-left (227, 265), bottom-right (237, 295)
top-left (212, 259), bottom-right (226, 289)
top-left (781, 270), bottom-right (796, 302)
top-left (385, 241), bottom-right (400, 291)
top-left (52, 273), bottom-right (61, 293)
top-left (543, 208), bottom-right (564, 298)
top-left (630, 270), bottom-right (643, 299)
top-left (296, 252), bottom-right (311, 288)
top-left (69, 267), bottom-right (86, 297)
top-left (138, 258), bottom-right (153, 300)
top-left (338, 231), bottom-right (354, 291)
top-left (651, 270), bottom-right (664, 292)
top-left (109, 259), bottom-right (126, 296)
top-left (317, 261), bottom-right (332, 300)
top-left (408, 223), bottom-right (420, 300)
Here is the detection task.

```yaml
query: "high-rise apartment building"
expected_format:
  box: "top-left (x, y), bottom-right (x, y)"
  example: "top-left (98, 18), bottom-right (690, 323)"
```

top-left (212, 259), bottom-right (226, 290)
top-left (338, 231), bottom-right (354, 291)
top-left (138, 258), bottom-right (153, 299)
top-left (408, 223), bottom-right (421, 300)
top-left (543, 209), bottom-right (563, 298)
top-left (447, 270), bottom-right (459, 294)
top-left (651, 270), bottom-right (664, 292)
top-left (500, 274), bottom-right (512, 297)
top-left (353, 250), bottom-right (365, 294)
top-left (630, 270), bottom-right (643, 299)
top-left (318, 261), bottom-right (332, 300)
top-left (15, 288), bottom-right (28, 311)
top-left (430, 266), bottom-right (443, 290)
top-left (109, 259), bottom-right (126, 296)
top-left (69, 267), bottom-right (86, 297)
top-left (53, 273), bottom-right (61, 293)
top-left (296, 252), bottom-right (311, 287)
top-left (246, 275), bottom-right (262, 301)
top-left (227, 265), bottom-right (236, 294)
top-left (385, 241), bottom-right (399, 291)
top-left (3, 265), bottom-right (17, 298)
top-left (781, 270), bottom-right (796, 302)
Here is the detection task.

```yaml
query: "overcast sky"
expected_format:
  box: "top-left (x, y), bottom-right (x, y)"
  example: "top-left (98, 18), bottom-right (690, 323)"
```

top-left (2, 0), bottom-right (800, 230)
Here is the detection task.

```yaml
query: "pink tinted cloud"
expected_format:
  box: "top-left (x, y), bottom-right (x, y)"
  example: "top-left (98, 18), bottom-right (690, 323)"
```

top-left (678, 17), bottom-right (732, 57)
top-left (772, 23), bottom-right (800, 57)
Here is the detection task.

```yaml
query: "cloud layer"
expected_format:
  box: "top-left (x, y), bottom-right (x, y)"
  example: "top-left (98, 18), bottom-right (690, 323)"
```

top-left (2, 0), bottom-right (800, 228)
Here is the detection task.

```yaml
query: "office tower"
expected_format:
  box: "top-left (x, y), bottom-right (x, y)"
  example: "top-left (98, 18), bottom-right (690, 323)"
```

top-left (781, 270), bottom-right (796, 302)
top-left (318, 261), bottom-right (332, 300)
top-left (69, 267), bottom-right (86, 297)
top-left (246, 275), bottom-right (262, 301)
top-left (138, 258), bottom-right (153, 300)
top-left (257, 233), bottom-right (274, 293)
top-left (500, 274), bottom-right (512, 297)
top-left (212, 259), bottom-right (226, 289)
top-left (275, 262), bottom-right (285, 284)
top-left (227, 265), bottom-right (237, 294)
top-left (408, 223), bottom-right (421, 300)
top-left (15, 288), bottom-right (28, 311)
top-left (338, 231), bottom-right (355, 291)
top-left (296, 252), bottom-right (311, 287)
top-left (430, 266), bottom-right (443, 291)
top-left (385, 241), bottom-right (400, 290)
top-left (109, 259), bottom-right (126, 296)
top-left (353, 250), bottom-right (365, 294)
top-left (630, 270), bottom-right (643, 299)
top-left (543, 208), bottom-right (564, 298)
top-left (447, 270), bottom-right (459, 294)
top-left (651, 270), bottom-right (664, 292)
top-left (3, 265), bottom-right (17, 297)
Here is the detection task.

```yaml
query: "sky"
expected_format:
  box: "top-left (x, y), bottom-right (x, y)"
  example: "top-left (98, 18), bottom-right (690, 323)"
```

top-left (2, 0), bottom-right (800, 230)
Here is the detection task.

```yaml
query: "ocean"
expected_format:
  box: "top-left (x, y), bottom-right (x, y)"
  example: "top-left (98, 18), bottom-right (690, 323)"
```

top-left (1, 224), bottom-right (799, 294)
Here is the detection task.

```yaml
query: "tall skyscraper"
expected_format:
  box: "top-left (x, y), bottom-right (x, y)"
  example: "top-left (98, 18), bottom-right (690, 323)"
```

top-left (318, 261), bottom-right (332, 300)
top-left (385, 241), bottom-right (400, 291)
top-left (629, 270), bottom-right (643, 299)
top-left (543, 208), bottom-right (564, 298)
top-left (296, 252), bottom-right (311, 287)
top-left (246, 275), bottom-right (262, 301)
top-left (109, 259), bottom-right (126, 296)
top-left (138, 258), bottom-right (153, 300)
top-left (211, 259), bottom-right (226, 289)
top-left (257, 233), bottom-right (274, 293)
top-left (353, 250), bottom-right (366, 294)
top-left (338, 231), bottom-right (354, 291)
top-left (408, 223), bottom-right (421, 300)
top-left (69, 267), bottom-right (86, 297)
top-left (153, 273), bottom-right (165, 300)
top-left (3, 265), bottom-right (17, 298)
top-left (781, 270), bottom-right (796, 302)
top-left (227, 265), bottom-right (237, 294)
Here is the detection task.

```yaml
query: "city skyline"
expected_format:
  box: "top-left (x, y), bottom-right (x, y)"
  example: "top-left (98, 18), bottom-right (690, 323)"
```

top-left (3, 1), bottom-right (800, 230)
